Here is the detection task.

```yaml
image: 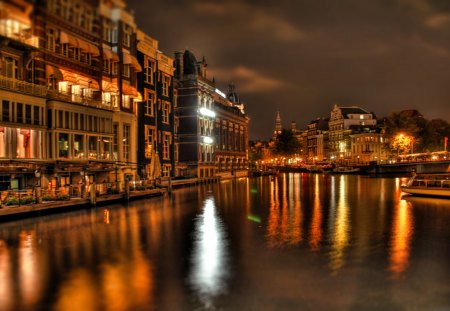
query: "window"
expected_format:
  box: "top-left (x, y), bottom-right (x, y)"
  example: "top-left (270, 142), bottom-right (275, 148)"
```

top-left (144, 58), bottom-right (155, 84)
top-left (162, 132), bottom-right (171, 160)
top-left (162, 164), bottom-right (171, 177)
top-left (144, 125), bottom-right (156, 158)
top-left (3, 57), bottom-right (19, 79)
top-left (33, 106), bottom-right (40, 125)
top-left (103, 58), bottom-right (110, 74)
top-left (88, 136), bottom-right (98, 159)
top-left (144, 90), bottom-right (155, 116)
top-left (58, 133), bottom-right (69, 158)
top-left (123, 124), bottom-right (130, 161)
top-left (74, 134), bottom-right (84, 158)
top-left (25, 105), bottom-right (32, 124)
top-left (162, 101), bottom-right (170, 124)
top-left (16, 103), bottom-right (23, 123)
top-left (122, 23), bottom-right (132, 47)
top-left (0, 101), bottom-right (11, 122)
top-left (46, 28), bottom-right (56, 52)
top-left (123, 64), bottom-right (130, 77)
top-left (122, 95), bottom-right (131, 109)
top-left (162, 74), bottom-right (171, 96)
top-left (113, 123), bottom-right (118, 160)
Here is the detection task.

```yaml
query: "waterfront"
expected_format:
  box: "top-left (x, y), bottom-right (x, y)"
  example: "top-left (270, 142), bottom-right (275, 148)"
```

top-left (0, 174), bottom-right (449, 311)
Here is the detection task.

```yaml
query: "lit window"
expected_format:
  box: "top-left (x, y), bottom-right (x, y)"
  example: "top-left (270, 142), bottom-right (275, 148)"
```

top-left (162, 74), bottom-right (171, 97)
top-left (144, 90), bottom-right (155, 116)
top-left (162, 101), bottom-right (170, 124)
top-left (144, 58), bottom-right (155, 84)
top-left (162, 132), bottom-right (171, 159)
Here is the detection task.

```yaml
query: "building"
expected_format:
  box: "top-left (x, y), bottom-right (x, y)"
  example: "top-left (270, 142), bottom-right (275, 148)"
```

top-left (306, 117), bottom-right (329, 162)
top-left (0, 0), bottom-right (45, 190)
top-left (214, 84), bottom-right (249, 178)
top-left (273, 110), bottom-right (282, 140)
top-left (350, 126), bottom-right (388, 164)
top-left (328, 105), bottom-right (377, 163)
top-left (100, 0), bottom-right (141, 184)
top-left (174, 50), bottom-right (216, 178)
top-left (136, 30), bottom-right (175, 179)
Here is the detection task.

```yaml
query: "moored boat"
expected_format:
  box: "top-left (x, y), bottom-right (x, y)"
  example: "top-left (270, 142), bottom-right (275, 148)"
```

top-left (401, 173), bottom-right (450, 198)
top-left (330, 166), bottom-right (360, 174)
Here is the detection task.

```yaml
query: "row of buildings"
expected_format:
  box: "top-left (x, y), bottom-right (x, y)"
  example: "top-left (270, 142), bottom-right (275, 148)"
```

top-left (270, 105), bottom-right (388, 165)
top-left (0, 0), bottom-right (249, 191)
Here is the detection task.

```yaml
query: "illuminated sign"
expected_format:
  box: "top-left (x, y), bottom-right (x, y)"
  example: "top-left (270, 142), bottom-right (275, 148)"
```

top-left (203, 136), bottom-right (214, 144)
top-left (199, 107), bottom-right (216, 118)
top-left (215, 88), bottom-right (226, 98)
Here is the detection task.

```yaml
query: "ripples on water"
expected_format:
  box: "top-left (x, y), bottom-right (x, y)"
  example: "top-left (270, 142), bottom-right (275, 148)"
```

top-left (0, 174), bottom-right (449, 310)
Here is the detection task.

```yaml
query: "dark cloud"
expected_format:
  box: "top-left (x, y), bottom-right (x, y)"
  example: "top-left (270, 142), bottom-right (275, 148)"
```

top-left (128, 0), bottom-right (450, 139)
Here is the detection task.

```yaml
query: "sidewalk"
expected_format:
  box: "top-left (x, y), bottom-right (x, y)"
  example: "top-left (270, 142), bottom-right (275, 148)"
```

top-left (0, 188), bottom-right (166, 222)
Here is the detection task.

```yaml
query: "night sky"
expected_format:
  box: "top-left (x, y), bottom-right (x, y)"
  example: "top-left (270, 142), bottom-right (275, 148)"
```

top-left (127, 0), bottom-right (450, 140)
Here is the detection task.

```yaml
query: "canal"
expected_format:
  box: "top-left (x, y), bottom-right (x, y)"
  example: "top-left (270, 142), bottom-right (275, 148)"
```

top-left (0, 174), bottom-right (449, 311)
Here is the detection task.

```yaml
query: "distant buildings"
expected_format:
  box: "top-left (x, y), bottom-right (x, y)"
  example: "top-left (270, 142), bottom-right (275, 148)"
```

top-left (272, 105), bottom-right (387, 164)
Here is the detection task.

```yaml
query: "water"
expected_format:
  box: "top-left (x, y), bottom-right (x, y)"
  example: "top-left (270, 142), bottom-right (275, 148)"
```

top-left (0, 174), bottom-right (449, 311)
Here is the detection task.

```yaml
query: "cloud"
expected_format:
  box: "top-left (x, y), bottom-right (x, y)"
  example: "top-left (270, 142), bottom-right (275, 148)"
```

top-left (209, 66), bottom-right (287, 93)
top-left (425, 13), bottom-right (450, 28)
top-left (192, 1), bottom-right (304, 42)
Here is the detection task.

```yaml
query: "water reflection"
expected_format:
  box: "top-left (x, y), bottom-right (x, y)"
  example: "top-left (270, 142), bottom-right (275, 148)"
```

top-left (266, 175), bottom-right (303, 247)
top-left (189, 197), bottom-right (229, 309)
top-left (389, 199), bottom-right (414, 278)
top-left (309, 174), bottom-right (322, 251)
top-left (0, 240), bottom-right (13, 311)
top-left (329, 175), bottom-right (350, 273)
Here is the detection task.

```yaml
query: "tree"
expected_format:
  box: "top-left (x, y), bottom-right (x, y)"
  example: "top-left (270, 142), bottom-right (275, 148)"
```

top-left (273, 129), bottom-right (300, 156)
top-left (390, 133), bottom-right (414, 156)
top-left (384, 110), bottom-right (426, 152)
top-left (422, 119), bottom-right (450, 152)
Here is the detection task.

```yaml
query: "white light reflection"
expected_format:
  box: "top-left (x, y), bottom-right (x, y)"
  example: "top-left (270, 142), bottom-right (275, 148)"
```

top-left (189, 197), bottom-right (229, 308)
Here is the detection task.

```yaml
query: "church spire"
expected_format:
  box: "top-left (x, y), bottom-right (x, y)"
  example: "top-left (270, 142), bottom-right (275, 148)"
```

top-left (273, 111), bottom-right (282, 139)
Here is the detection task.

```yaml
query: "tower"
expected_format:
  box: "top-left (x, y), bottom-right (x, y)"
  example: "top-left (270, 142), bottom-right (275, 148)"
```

top-left (273, 111), bottom-right (282, 139)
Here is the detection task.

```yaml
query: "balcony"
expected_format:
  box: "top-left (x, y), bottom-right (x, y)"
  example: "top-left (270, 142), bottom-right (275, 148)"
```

top-left (0, 75), bottom-right (113, 111)
top-left (0, 29), bottom-right (39, 48)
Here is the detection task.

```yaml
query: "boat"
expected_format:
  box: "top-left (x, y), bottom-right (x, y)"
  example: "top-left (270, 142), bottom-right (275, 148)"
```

top-left (330, 166), bottom-right (360, 174)
top-left (401, 173), bottom-right (450, 198)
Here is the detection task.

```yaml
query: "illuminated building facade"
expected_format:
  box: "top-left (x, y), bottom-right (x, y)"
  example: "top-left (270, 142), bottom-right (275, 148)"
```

top-left (0, 0), bottom-right (142, 190)
top-left (328, 105), bottom-right (377, 162)
top-left (136, 30), bottom-right (175, 178)
top-left (214, 84), bottom-right (249, 178)
top-left (99, 0), bottom-right (140, 183)
top-left (350, 126), bottom-right (388, 164)
top-left (174, 50), bottom-right (216, 178)
top-left (307, 117), bottom-right (329, 162)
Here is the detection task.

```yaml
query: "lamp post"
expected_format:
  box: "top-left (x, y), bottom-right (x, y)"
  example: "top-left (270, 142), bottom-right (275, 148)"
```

top-left (34, 169), bottom-right (41, 203)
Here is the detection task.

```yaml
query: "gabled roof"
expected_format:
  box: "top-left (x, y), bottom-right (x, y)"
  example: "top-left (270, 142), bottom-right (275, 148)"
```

top-left (340, 106), bottom-right (370, 118)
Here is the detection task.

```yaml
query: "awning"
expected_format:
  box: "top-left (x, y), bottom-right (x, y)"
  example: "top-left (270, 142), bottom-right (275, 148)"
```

top-left (59, 69), bottom-right (78, 84)
top-left (123, 53), bottom-right (142, 71)
top-left (122, 82), bottom-right (139, 97)
top-left (102, 80), bottom-right (119, 93)
top-left (46, 65), bottom-right (63, 80)
top-left (60, 32), bottom-right (78, 46)
top-left (103, 48), bottom-right (119, 62)
top-left (60, 32), bottom-right (100, 56)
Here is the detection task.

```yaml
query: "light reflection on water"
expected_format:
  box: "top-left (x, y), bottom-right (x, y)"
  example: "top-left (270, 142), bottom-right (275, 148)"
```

top-left (0, 174), bottom-right (449, 310)
top-left (189, 197), bottom-right (229, 309)
top-left (329, 175), bottom-right (351, 273)
top-left (389, 199), bottom-right (414, 278)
